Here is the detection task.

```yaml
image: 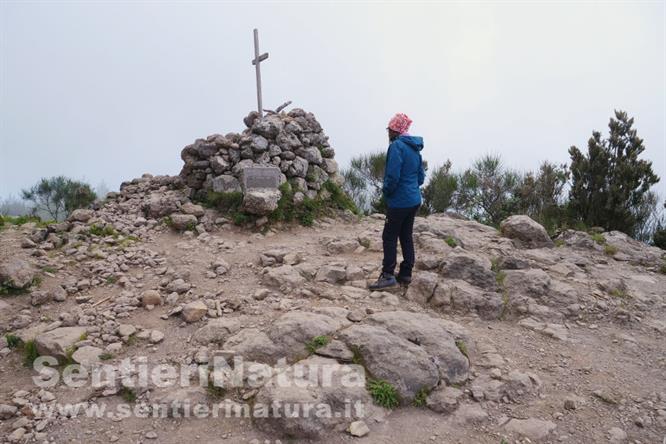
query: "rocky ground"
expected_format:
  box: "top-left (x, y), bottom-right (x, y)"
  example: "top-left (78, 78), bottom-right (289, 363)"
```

top-left (1, 174), bottom-right (665, 444)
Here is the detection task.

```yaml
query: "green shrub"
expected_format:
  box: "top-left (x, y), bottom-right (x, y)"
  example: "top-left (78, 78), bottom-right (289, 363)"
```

top-left (306, 335), bottom-right (330, 353)
top-left (204, 191), bottom-right (244, 212)
top-left (207, 380), bottom-right (226, 399)
top-left (604, 244), bottom-right (618, 256)
top-left (367, 379), bottom-right (400, 409)
top-left (5, 334), bottom-right (21, 349)
top-left (590, 233), bottom-right (606, 245)
top-left (89, 224), bottom-right (117, 237)
top-left (23, 340), bottom-right (39, 367)
top-left (119, 387), bottom-right (137, 403)
top-left (413, 387), bottom-right (429, 407)
top-left (455, 340), bottom-right (469, 359)
top-left (445, 236), bottom-right (458, 248)
top-left (554, 239), bottom-right (565, 247)
top-left (99, 352), bottom-right (113, 361)
top-left (322, 180), bottom-right (360, 215)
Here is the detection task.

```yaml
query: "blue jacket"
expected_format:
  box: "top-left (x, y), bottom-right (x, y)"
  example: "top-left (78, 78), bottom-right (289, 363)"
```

top-left (382, 135), bottom-right (425, 208)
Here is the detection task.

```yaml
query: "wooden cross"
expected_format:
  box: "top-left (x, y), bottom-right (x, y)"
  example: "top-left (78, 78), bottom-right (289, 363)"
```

top-left (252, 28), bottom-right (269, 118)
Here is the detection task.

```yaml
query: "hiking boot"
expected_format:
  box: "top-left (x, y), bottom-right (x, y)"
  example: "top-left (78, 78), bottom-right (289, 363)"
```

top-left (396, 275), bottom-right (412, 286)
top-left (369, 272), bottom-right (398, 291)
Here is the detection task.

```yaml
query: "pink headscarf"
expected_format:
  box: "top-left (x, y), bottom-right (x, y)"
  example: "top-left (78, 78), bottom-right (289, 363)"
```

top-left (388, 113), bottom-right (413, 135)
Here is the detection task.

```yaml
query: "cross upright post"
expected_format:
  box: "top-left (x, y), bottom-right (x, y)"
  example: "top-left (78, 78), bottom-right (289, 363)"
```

top-left (252, 28), bottom-right (269, 118)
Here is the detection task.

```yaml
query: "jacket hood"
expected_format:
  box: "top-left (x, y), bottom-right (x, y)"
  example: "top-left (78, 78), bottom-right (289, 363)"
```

top-left (399, 135), bottom-right (424, 152)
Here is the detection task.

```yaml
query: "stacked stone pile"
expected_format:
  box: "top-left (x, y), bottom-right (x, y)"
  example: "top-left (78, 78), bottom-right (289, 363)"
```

top-left (179, 109), bottom-right (342, 203)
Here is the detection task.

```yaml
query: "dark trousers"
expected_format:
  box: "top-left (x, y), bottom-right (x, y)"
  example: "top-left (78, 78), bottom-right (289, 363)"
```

top-left (382, 205), bottom-right (419, 277)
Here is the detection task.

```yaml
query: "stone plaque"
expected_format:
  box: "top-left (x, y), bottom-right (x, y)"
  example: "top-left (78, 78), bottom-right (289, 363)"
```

top-left (241, 166), bottom-right (281, 191)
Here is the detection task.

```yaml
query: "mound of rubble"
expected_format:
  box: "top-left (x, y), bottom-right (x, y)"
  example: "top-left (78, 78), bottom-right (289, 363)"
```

top-left (179, 109), bottom-right (342, 213)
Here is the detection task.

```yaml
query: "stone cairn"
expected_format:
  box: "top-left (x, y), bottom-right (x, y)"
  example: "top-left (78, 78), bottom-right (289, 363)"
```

top-left (178, 108), bottom-right (342, 215)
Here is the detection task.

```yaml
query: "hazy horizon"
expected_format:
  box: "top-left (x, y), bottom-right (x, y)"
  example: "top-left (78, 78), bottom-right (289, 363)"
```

top-left (1, 1), bottom-right (665, 202)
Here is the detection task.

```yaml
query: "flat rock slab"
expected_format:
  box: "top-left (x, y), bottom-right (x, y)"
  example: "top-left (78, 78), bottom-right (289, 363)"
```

top-left (35, 327), bottom-right (88, 360)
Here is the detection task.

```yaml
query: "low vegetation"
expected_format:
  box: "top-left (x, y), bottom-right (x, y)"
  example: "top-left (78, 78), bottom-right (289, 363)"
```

top-left (367, 378), bottom-right (400, 409)
top-left (305, 335), bottom-right (330, 354)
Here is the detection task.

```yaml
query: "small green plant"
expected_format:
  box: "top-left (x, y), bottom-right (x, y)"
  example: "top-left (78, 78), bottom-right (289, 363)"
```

top-left (367, 379), bottom-right (400, 409)
top-left (63, 346), bottom-right (76, 366)
top-left (0, 276), bottom-right (40, 296)
top-left (41, 266), bottom-right (57, 274)
top-left (163, 216), bottom-right (174, 227)
top-left (22, 340), bottom-right (39, 367)
top-left (455, 340), bottom-right (469, 360)
top-left (231, 211), bottom-right (252, 226)
top-left (78, 332), bottom-right (88, 341)
top-left (495, 270), bottom-right (506, 286)
top-left (321, 180), bottom-right (360, 215)
top-left (306, 335), bottom-right (330, 354)
top-left (350, 346), bottom-right (364, 366)
top-left (358, 238), bottom-right (371, 249)
top-left (604, 244), bottom-right (618, 256)
top-left (119, 387), bottom-right (137, 403)
top-left (185, 221), bottom-right (197, 232)
top-left (660, 262), bottom-right (666, 275)
top-left (554, 239), bottom-right (565, 247)
top-left (413, 387), bottom-right (429, 407)
top-left (490, 258), bottom-right (500, 274)
top-left (610, 288), bottom-right (628, 298)
top-left (207, 380), bottom-right (226, 399)
top-left (105, 276), bottom-right (118, 285)
top-left (203, 191), bottom-right (244, 212)
top-left (5, 334), bottom-right (21, 349)
top-left (89, 224), bottom-right (117, 237)
top-left (590, 233), bottom-right (606, 245)
top-left (445, 236), bottom-right (457, 248)
top-left (99, 352), bottom-right (113, 361)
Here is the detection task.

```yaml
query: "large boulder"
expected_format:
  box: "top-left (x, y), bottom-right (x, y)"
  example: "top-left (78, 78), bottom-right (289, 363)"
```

top-left (242, 189), bottom-right (281, 216)
top-left (500, 215), bottom-right (553, 249)
top-left (440, 250), bottom-right (496, 289)
top-left (338, 324), bottom-right (439, 402)
top-left (0, 259), bottom-right (35, 290)
top-left (267, 311), bottom-right (348, 360)
top-left (254, 356), bottom-right (372, 439)
top-left (263, 265), bottom-right (306, 289)
top-left (168, 213), bottom-right (198, 231)
top-left (35, 327), bottom-right (88, 360)
top-left (194, 318), bottom-right (242, 344)
top-left (223, 328), bottom-right (282, 363)
top-left (367, 311), bottom-right (470, 384)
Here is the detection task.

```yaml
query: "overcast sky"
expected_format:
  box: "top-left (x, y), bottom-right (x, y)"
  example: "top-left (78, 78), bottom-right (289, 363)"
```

top-left (1, 1), bottom-right (665, 200)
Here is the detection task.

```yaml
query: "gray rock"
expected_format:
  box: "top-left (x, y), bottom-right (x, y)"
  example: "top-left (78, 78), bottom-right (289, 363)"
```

top-left (181, 202), bottom-right (205, 217)
top-left (348, 420), bottom-right (370, 437)
top-left (210, 156), bottom-right (229, 175)
top-left (426, 386), bottom-right (463, 414)
top-left (339, 324), bottom-right (439, 402)
top-left (169, 213), bottom-right (198, 231)
top-left (141, 290), bottom-right (162, 307)
top-left (504, 418), bottom-right (556, 440)
top-left (440, 250), bottom-right (496, 289)
top-left (368, 311), bottom-right (470, 384)
top-left (242, 189), bottom-right (281, 216)
top-left (268, 311), bottom-right (348, 360)
top-left (315, 265), bottom-right (347, 284)
top-left (263, 265), bottom-right (306, 289)
top-left (211, 175), bottom-right (241, 193)
top-left (35, 327), bottom-right (88, 360)
top-left (500, 215), bottom-right (554, 248)
top-left (252, 115), bottom-right (284, 138)
top-left (223, 328), bottom-right (281, 363)
top-left (182, 301), bottom-right (208, 323)
top-left (0, 404), bottom-right (18, 419)
top-left (72, 346), bottom-right (103, 366)
top-left (68, 209), bottom-right (94, 222)
top-left (194, 318), bottom-right (242, 344)
top-left (0, 259), bottom-right (35, 290)
top-left (254, 356), bottom-right (372, 439)
top-left (314, 339), bottom-right (354, 361)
